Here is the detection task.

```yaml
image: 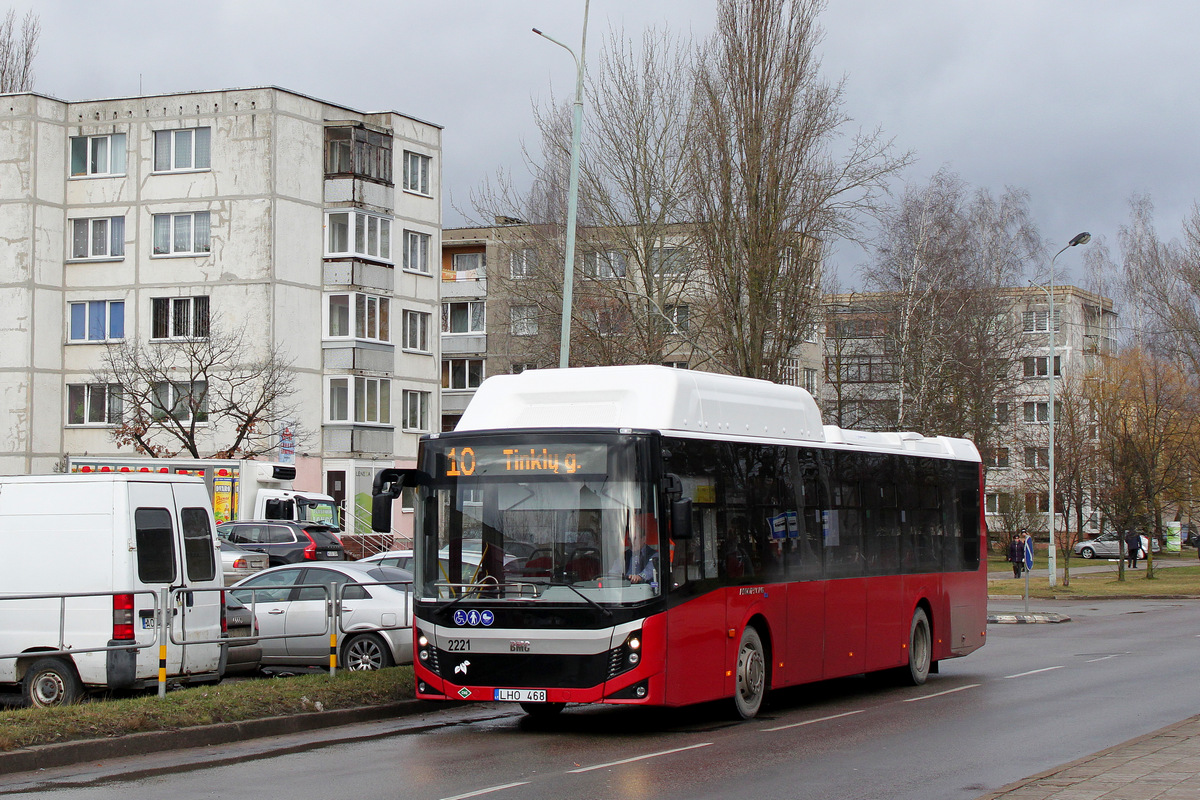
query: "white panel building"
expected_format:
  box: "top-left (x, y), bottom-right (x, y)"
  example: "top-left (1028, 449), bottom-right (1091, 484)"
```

top-left (0, 86), bottom-right (442, 538)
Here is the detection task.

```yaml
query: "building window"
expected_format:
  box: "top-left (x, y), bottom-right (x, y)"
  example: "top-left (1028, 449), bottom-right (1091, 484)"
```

top-left (153, 211), bottom-right (211, 256)
top-left (403, 230), bottom-right (430, 273)
top-left (443, 301), bottom-right (486, 334)
top-left (995, 402), bottom-right (1010, 423)
top-left (662, 361), bottom-right (689, 370)
top-left (153, 127), bottom-right (211, 172)
top-left (1025, 492), bottom-right (1049, 514)
top-left (984, 447), bottom-right (1010, 468)
top-left (69, 217), bottom-right (125, 260)
top-left (510, 248), bottom-right (538, 279)
top-left (1024, 446), bottom-right (1049, 468)
top-left (985, 493), bottom-right (1015, 514)
top-left (448, 251), bottom-right (485, 281)
top-left (1023, 401), bottom-right (1061, 423)
top-left (67, 383), bottom-right (122, 426)
top-left (510, 305), bottom-right (538, 336)
top-left (403, 151), bottom-right (431, 195)
top-left (324, 126), bottom-right (392, 184)
top-left (583, 250), bottom-right (627, 279)
top-left (70, 133), bottom-right (126, 178)
top-left (402, 310), bottom-right (431, 352)
top-left (325, 211), bottom-right (392, 262)
top-left (403, 390), bottom-right (430, 431)
top-left (664, 304), bottom-right (689, 333)
top-left (511, 363), bottom-right (538, 374)
top-left (443, 358), bottom-right (484, 390)
top-left (1023, 356), bottom-right (1061, 378)
top-left (151, 296), bottom-right (209, 340)
top-left (651, 246), bottom-right (687, 275)
top-left (326, 293), bottom-right (389, 343)
top-left (326, 377), bottom-right (391, 425)
top-left (1023, 308), bottom-right (1061, 333)
top-left (69, 300), bottom-right (125, 343)
top-left (151, 381), bottom-right (208, 422)
top-left (802, 368), bottom-right (818, 393)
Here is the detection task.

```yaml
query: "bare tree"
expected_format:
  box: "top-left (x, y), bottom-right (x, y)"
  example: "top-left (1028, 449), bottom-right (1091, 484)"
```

top-left (0, 8), bottom-right (39, 93)
top-left (1089, 348), bottom-right (1200, 579)
top-left (1049, 373), bottom-right (1100, 587)
top-left (93, 322), bottom-right (305, 459)
top-left (472, 28), bottom-right (708, 369)
top-left (862, 170), bottom-right (1039, 455)
top-left (689, 0), bottom-right (908, 381)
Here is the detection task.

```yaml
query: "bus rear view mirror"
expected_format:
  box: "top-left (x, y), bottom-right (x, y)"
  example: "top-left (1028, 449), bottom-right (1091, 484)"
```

top-left (671, 498), bottom-right (693, 540)
top-left (371, 468), bottom-right (427, 533)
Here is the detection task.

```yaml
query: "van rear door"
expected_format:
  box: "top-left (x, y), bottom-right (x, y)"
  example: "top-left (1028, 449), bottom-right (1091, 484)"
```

top-left (128, 481), bottom-right (222, 677)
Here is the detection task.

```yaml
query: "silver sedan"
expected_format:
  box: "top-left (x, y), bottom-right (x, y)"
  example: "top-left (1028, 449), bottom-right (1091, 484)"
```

top-left (230, 562), bottom-right (412, 671)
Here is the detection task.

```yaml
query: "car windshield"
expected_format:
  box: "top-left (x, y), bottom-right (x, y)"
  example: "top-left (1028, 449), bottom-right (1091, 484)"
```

top-left (417, 434), bottom-right (661, 605)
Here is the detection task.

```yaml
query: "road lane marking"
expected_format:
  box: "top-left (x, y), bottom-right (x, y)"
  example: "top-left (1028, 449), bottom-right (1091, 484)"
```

top-left (1086, 655), bottom-right (1119, 663)
top-left (440, 781), bottom-right (530, 800)
top-left (568, 742), bottom-right (714, 773)
top-left (1004, 666), bottom-right (1066, 679)
top-left (902, 683), bottom-right (981, 702)
top-left (764, 709), bottom-right (865, 732)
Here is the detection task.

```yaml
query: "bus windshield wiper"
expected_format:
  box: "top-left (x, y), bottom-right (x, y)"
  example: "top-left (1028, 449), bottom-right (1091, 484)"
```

top-left (541, 578), bottom-right (613, 618)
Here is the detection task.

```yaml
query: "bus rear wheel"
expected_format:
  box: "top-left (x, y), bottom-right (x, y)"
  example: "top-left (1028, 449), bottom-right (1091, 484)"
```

top-left (904, 608), bottom-right (932, 686)
top-left (733, 626), bottom-right (766, 719)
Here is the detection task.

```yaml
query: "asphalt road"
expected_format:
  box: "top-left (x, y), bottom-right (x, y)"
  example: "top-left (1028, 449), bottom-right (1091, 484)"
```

top-left (5, 598), bottom-right (1199, 800)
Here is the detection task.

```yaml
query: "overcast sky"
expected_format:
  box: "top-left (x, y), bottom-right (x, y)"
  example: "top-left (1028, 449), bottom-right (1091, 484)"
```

top-left (26, 0), bottom-right (1200, 289)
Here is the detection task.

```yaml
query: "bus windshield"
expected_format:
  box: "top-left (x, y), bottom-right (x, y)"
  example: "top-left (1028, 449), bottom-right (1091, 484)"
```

top-left (418, 434), bottom-right (660, 605)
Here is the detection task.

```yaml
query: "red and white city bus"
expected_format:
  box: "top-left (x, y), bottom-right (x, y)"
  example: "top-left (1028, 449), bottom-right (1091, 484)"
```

top-left (373, 366), bottom-right (986, 719)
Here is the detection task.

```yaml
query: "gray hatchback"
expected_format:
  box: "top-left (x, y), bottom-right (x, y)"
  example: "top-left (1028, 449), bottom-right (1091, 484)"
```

top-left (1074, 531), bottom-right (1160, 559)
top-left (218, 521), bottom-right (345, 566)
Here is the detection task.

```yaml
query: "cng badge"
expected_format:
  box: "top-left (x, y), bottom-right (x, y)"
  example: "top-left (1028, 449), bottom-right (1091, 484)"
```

top-left (458, 688), bottom-right (471, 699)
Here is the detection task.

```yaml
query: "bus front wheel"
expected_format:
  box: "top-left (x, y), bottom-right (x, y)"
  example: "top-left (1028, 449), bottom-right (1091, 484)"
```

top-left (904, 608), bottom-right (932, 686)
top-left (733, 626), bottom-right (766, 719)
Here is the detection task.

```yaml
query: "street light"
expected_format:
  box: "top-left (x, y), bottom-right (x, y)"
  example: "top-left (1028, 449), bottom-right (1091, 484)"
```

top-left (533, 0), bottom-right (590, 369)
top-left (1043, 231), bottom-right (1091, 588)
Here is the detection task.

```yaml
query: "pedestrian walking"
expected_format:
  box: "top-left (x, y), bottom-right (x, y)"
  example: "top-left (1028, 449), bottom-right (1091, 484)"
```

top-left (1008, 533), bottom-right (1023, 578)
top-left (1126, 530), bottom-right (1140, 568)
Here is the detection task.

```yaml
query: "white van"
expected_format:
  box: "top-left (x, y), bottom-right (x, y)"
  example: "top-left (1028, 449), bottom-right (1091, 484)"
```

top-left (0, 473), bottom-right (225, 707)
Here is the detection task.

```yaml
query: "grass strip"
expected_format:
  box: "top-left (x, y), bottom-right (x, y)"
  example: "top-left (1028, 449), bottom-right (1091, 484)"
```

top-left (989, 564), bottom-right (1200, 599)
top-left (0, 667), bottom-right (413, 752)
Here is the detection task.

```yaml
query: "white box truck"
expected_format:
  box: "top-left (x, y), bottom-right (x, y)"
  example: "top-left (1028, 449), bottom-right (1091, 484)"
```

top-left (0, 473), bottom-right (225, 707)
top-left (67, 457), bottom-right (341, 531)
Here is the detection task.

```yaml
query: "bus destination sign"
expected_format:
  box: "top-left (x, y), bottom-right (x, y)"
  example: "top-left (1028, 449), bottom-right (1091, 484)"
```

top-left (442, 443), bottom-right (609, 478)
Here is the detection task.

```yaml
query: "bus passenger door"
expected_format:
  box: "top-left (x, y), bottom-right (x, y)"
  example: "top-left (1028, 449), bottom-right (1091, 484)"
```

top-left (664, 507), bottom-right (726, 706)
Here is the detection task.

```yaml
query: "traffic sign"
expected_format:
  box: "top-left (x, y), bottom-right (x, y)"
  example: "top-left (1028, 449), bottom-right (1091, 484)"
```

top-left (1024, 537), bottom-right (1034, 570)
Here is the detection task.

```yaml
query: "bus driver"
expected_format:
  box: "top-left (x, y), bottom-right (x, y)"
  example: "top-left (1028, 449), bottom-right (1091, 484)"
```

top-left (616, 515), bottom-right (659, 584)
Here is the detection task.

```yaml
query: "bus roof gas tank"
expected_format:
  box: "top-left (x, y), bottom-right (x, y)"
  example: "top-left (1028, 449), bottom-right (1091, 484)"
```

top-left (457, 365), bottom-right (826, 442)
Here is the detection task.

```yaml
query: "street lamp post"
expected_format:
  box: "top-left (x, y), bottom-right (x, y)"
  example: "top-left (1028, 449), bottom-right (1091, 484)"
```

top-left (533, 0), bottom-right (590, 369)
top-left (1044, 231), bottom-right (1091, 588)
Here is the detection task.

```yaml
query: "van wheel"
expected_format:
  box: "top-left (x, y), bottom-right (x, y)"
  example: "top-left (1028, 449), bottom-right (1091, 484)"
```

top-left (342, 633), bottom-right (394, 671)
top-left (22, 657), bottom-right (83, 708)
top-left (904, 608), bottom-right (932, 686)
top-left (733, 626), bottom-right (766, 719)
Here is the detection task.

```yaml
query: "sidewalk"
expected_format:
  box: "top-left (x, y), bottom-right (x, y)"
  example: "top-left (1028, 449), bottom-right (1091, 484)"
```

top-left (978, 714), bottom-right (1200, 799)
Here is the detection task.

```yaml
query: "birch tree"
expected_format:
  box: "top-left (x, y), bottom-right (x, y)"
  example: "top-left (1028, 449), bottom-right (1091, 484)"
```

top-left (0, 8), bottom-right (38, 92)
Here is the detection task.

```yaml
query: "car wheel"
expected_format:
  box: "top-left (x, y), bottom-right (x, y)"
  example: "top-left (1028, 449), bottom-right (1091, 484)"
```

top-left (22, 657), bottom-right (83, 708)
top-left (342, 633), bottom-right (394, 671)
top-left (1080, 547), bottom-right (1095, 559)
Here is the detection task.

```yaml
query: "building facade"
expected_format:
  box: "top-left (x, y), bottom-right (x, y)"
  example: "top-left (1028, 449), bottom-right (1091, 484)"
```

top-left (822, 285), bottom-right (1118, 545)
top-left (0, 86), bottom-right (442, 537)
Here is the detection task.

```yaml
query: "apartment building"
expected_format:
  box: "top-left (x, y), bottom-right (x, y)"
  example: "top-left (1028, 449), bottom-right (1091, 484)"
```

top-left (439, 222), bottom-right (826, 430)
top-left (0, 87), bottom-right (442, 536)
top-left (822, 285), bottom-right (1118, 541)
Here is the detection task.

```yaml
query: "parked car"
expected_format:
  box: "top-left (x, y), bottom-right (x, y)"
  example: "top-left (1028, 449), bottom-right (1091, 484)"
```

top-left (1074, 531), bottom-right (1160, 559)
top-left (221, 596), bottom-right (261, 676)
top-left (359, 547), bottom-right (520, 580)
top-left (217, 538), bottom-right (269, 586)
top-left (230, 562), bottom-right (413, 671)
top-left (218, 520), bottom-right (345, 566)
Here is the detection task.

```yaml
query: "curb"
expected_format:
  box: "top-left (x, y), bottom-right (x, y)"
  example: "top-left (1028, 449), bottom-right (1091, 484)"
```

top-left (0, 699), bottom-right (432, 776)
top-left (987, 613), bottom-right (1071, 624)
